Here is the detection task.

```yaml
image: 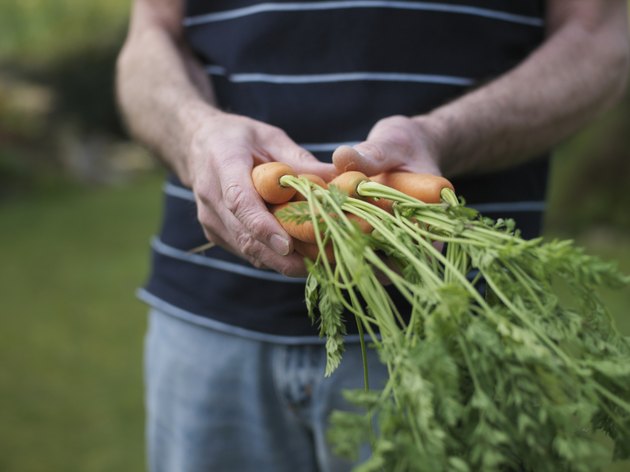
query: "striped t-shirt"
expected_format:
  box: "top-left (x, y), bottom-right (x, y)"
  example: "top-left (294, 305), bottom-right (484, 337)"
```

top-left (140, 0), bottom-right (549, 342)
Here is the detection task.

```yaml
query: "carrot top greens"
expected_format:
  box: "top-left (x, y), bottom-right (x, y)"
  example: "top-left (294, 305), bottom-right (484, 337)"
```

top-left (278, 173), bottom-right (630, 472)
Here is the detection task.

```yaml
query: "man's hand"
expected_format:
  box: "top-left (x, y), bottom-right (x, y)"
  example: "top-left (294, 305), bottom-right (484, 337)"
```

top-left (332, 115), bottom-right (443, 177)
top-left (334, 0), bottom-right (629, 179)
top-left (185, 109), bottom-right (335, 276)
top-left (116, 0), bottom-right (336, 276)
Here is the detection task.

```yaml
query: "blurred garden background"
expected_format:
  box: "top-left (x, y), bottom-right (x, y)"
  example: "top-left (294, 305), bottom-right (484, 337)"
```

top-left (0, 1), bottom-right (629, 471)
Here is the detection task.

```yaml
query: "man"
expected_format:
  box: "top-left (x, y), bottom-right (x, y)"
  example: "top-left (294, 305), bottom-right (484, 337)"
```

top-left (116, 1), bottom-right (629, 470)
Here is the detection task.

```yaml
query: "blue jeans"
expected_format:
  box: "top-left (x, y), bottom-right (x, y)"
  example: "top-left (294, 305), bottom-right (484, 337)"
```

top-left (144, 309), bottom-right (387, 472)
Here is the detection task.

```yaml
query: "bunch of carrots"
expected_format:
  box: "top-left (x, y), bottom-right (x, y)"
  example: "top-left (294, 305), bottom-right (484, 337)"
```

top-left (252, 162), bottom-right (452, 261)
top-left (251, 162), bottom-right (630, 472)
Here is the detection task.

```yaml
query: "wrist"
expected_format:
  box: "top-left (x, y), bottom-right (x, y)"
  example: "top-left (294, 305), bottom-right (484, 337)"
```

top-left (410, 114), bottom-right (450, 176)
top-left (175, 99), bottom-right (224, 186)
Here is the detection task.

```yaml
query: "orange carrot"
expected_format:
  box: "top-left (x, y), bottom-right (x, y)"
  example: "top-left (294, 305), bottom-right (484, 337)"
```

top-left (328, 171), bottom-right (369, 198)
top-left (272, 202), bottom-right (370, 243)
top-left (292, 174), bottom-right (328, 201)
top-left (374, 172), bottom-right (454, 204)
top-left (252, 162), bottom-right (296, 204)
top-left (346, 212), bottom-right (373, 234)
top-left (366, 173), bottom-right (394, 213)
top-left (272, 202), bottom-right (319, 243)
top-left (293, 239), bottom-right (336, 264)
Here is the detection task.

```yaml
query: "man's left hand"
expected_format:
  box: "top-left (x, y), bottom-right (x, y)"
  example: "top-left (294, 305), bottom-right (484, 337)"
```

top-left (332, 115), bottom-right (443, 177)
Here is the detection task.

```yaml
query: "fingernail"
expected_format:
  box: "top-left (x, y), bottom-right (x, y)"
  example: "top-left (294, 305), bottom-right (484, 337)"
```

top-left (270, 234), bottom-right (291, 256)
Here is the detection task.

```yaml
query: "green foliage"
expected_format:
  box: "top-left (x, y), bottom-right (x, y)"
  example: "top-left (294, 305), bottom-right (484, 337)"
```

top-left (319, 281), bottom-right (347, 376)
top-left (285, 176), bottom-right (630, 471)
top-left (1, 174), bottom-right (629, 471)
top-left (275, 200), bottom-right (314, 225)
top-left (0, 0), bottom-right (129, 65)
top-left (0, 0), bottom-right (132, 192)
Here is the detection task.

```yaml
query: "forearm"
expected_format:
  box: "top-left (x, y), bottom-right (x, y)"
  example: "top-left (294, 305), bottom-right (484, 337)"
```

top-left (116, 2), bottom-right (217, 185)
top-left (116, 0), bottom-right (336, 274)
top-left (422, 1), bottom-right (629, 178)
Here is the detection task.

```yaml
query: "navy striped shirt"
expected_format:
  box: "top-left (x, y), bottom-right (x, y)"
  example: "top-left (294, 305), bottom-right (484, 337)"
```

top-left (141, 0), bottom-right (549, 340)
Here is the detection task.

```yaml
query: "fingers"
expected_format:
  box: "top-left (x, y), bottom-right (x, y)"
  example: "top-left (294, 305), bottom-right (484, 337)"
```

top-left (214, 154), bottom-right (292, 251)
top-left (197, 195), bottom-right (308, 276)
top-left (331, 145), bottom-right (378, 176)
top-left (340, 115), bottom-right (414, 175)
top-left (190, 116), bottom-right (334, 275)
top-left (266, 132), bottom-right (337, 180)
top-left (296, 160), bottom-right (337, 182)
top-left (333, 142), bottom-right (406, 176)
top-left (211, 150), bottom-right (316, 275)
top-left (332, 145), bottom-right (361, 173)
top-left (333, 115), bottom-right (442, 176)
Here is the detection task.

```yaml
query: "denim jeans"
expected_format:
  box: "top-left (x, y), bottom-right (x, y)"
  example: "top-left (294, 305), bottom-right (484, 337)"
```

top-left (144, 309), bottom-right (387, 472)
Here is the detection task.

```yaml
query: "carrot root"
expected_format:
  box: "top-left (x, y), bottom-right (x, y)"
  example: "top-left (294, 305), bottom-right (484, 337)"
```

top-left (252, 162), bottom-right (297, 204)
top-left (328, 171), bottom-right (369, 198)
top-left (369, 172), bottom-right (454, 204)
top-left (272, 202), bottom-right (319, 243)
top-left (292, 174), bottom-right (328, 201)
top-left (293, 239), bottom-right (336, 264)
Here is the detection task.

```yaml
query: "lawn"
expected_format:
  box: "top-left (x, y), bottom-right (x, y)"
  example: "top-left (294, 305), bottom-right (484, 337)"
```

top-left (0, 171), bottom-right (629, 471)
top-left (0, 174), bottom-right (162, 472)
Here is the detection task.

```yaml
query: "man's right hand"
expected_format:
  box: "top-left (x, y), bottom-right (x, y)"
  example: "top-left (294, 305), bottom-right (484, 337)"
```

top-left (182, 108), bottom-right (335, 277)
top-left (116, 0), bottom-right (337, 276)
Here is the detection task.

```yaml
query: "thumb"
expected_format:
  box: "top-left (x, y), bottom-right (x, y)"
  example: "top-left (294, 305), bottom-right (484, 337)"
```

top-left (269, 138), bottom-right (336, 181)
top-left (332, 143), bottom-right (405, 177)
top-left (292, 156), bottom-right (336, 181)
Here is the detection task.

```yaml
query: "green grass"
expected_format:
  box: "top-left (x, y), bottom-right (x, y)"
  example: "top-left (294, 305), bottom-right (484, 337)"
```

top-left (0, 174), bottom-right (162, 472)
top-left (0, 174), bottom-right (628, 471)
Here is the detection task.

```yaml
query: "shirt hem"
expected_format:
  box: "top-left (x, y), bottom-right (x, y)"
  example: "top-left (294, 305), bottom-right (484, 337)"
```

top-left (137, 288), bottom-right (366, 345)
